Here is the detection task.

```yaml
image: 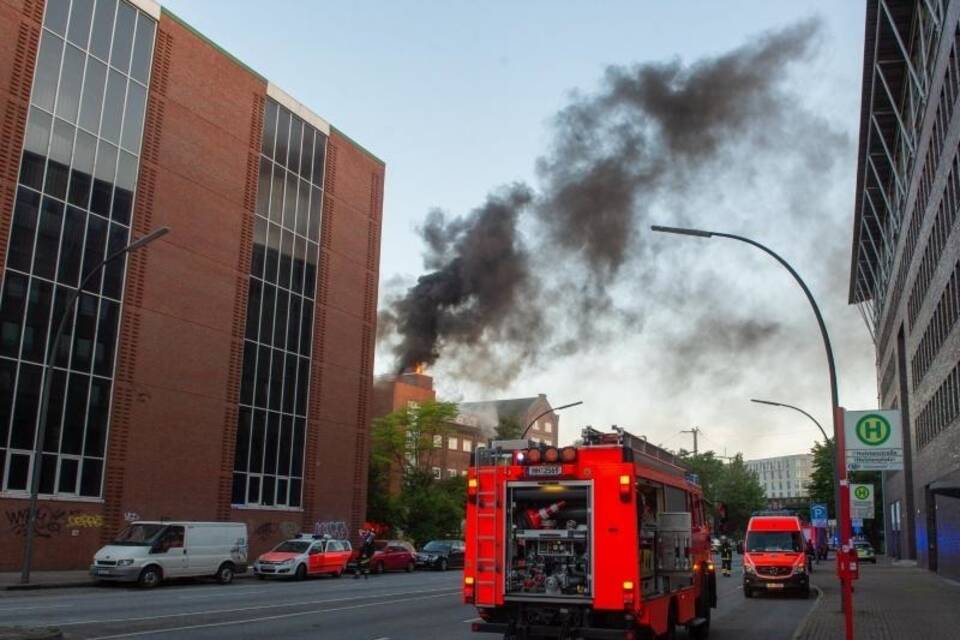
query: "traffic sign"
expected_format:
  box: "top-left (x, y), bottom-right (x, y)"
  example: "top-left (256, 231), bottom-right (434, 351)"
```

top-left (844, 410), bottom-right (903, 471)
top-left (850, 483), bottom-right (875, 519)
top-left (810, 503), bottom-right (828, 528)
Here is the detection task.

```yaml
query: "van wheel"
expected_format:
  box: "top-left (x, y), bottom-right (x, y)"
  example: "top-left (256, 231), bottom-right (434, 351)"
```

top-left (800, 586), bottom-right (811, 599)
top-left (138, 566), bottom-right (161, 589)
top-left (295, 564), bottom-right (307, 581)
top-left (215, 563), bottom-right (235, 585)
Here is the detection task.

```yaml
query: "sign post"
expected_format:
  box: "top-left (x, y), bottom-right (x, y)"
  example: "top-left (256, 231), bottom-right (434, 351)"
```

top-left (835, 407), bottom-right (854, 640)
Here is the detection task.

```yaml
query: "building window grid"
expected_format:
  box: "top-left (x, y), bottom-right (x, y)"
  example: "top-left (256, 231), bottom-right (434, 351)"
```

top-left (873, 21), bottom-right (959, 354)
top-left (912, 260), bottom-right (960, 388)
top-left (232, 97), bottom-right (327, 509)
top-left (0, 0), bottom-right (154, 499)
top-left (916, 360), bottom-right (960, 449)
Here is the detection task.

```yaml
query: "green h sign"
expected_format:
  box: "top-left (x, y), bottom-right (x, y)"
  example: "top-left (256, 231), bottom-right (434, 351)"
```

top-left (855, 414), bottom-right (891, 446)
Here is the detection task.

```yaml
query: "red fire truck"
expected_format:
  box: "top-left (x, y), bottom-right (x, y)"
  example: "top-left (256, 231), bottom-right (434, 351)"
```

top-left (464, 427), bottom-right (716, 639)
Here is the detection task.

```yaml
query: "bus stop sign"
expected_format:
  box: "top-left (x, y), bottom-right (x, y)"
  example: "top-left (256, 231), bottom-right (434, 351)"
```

top-left (844, 410), bottom-right (903, 471)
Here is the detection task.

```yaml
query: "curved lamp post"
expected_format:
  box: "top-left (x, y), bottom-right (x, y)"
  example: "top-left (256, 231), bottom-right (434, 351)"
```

top-left (652, 224), bottom-right (852, 618)
top-left (20, 226), bottom-right (170, 584)
top-left (750, 398), bottom-right (830, 443)
top-left (519, 401), bottom-right (584, 440)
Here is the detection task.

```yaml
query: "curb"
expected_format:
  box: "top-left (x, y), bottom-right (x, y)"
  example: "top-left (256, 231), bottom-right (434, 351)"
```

top-left (3, 572), bottom-right (255, 592)
top-left (790, 583), bottom-right (824, 640)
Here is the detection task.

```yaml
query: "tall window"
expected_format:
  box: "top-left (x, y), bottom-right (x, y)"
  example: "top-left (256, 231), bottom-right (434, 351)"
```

top-left (231, 98), bottom-right (326, 508)
top-left (0, 0), bottom-right (154, 498)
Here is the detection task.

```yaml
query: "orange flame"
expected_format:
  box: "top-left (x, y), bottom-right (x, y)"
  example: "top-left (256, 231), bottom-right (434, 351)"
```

top-left (414, 362), bottom-right (426, 375)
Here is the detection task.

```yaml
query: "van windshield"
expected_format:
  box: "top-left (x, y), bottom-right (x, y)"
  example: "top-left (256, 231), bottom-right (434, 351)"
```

top-left (112, 524), bottom-right (166, 546)
top-left (746, 531), bottom-right (803, 553)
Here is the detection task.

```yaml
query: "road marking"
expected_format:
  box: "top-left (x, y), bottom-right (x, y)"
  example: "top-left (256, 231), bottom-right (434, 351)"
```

top-left (177, 588), bottom-right (274, 600)
top-left (462, 617), bottom-right (481, 623)
top-left (54, 588), bottom-right (458, 626)
top-left (0, 604), bottom-right (75, 613)
top-left (89, 592), bottom-right (457, 639)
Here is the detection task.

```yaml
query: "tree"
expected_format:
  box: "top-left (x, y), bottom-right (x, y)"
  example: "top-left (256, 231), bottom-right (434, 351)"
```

top-left (495, 417), bottom-right (523, 440)
top-left (808, 438), bottom-right (836, 517)
top-left (713, 454), bottom-right (767, 536)
top-left (368, 400), bottom-right (463, 544)
top-left (370, 400), bottom-right (459, 476)
top-left (679, 451), bottom-right (766, 537)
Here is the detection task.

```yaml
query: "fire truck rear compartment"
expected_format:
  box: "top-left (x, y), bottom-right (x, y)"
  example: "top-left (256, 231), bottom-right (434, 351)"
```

top-left (506, 483), bottom-right (592, 600)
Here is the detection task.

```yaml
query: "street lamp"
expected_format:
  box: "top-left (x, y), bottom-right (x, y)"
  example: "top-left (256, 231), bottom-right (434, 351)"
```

top-left (20, 226), bottom-right (170, 584)
top-left (650, 226), bottom-right (847, 522)
top-left (519, 401), bottom-right (584, 440)
top-left (750, 398), bottom-right (829, 443)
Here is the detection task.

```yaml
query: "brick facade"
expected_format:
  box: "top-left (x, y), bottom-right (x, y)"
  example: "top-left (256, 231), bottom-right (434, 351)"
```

top-left (0, 2), bottom-right (383, 570)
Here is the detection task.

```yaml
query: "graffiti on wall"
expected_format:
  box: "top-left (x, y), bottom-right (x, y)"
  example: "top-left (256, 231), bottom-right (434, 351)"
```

top-left (4, 506), bottom-right (102, 538)
top-left (313, 520), bottom-right (348, 540)
top-left (67, 514), bottom-right (103, 528)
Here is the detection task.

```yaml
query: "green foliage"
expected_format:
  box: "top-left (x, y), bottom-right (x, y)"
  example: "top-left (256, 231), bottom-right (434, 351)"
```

top-left (495, 417), bottom-right (523, 440)
top-left (371, 400), bottom-right (459, 476)
top-left (808, 438), bottom-right (836, 517)
top-left (714, 454), bottom-right (767, 536)
top-left (398, 471), bottom-right (466, 545)
top-left (680, 451), bottom-right (766, 537)
top-left (367, 400), bottom-right (465, 545)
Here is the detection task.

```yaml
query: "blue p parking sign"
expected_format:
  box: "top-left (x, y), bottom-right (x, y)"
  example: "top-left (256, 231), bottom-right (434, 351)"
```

top-left (811, 503), bottom-right (828, 528)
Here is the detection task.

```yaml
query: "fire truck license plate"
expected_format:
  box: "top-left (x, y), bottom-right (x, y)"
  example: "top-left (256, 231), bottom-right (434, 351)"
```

top-left (527, 465), bottom-right (562, 477)
top-left (765, 583), bottom-right (784, 589)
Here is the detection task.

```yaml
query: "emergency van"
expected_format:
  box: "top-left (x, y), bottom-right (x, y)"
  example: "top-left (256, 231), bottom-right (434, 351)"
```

top-left (464, 427), bottom-right (716, 639)
top-left (742, 514), bottom-right (810, 598)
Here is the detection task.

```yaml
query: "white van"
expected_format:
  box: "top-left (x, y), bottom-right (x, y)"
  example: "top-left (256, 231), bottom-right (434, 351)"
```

top-left (91, 521), bottom-right (248, 588)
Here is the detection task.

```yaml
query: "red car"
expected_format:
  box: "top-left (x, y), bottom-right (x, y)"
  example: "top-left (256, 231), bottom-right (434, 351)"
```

top-left (253, 536), bottom-right (352, 579)
top-left (348, 539), bottom-right (416, 573)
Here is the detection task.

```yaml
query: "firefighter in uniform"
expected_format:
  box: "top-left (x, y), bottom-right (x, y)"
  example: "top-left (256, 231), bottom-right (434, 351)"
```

top-left (354, 528), bottom-right (375, 579)
top-left (719, 536), bottom-right (733, 577)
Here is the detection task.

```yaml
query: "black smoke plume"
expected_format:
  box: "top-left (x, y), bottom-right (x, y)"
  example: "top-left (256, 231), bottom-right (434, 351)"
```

top-left (382, 19), bottom-right (833, 383)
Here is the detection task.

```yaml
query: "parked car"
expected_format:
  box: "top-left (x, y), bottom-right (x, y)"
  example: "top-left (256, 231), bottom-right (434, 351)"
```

top-left (253, 535), bottom-right (352, 580)
top-left (415, 540), bottom-right (465, 571)
top-left (348, 539), bottom-right (416, 573)
top-left (91, 521), bottom-right (248, 588)
top-left (854, 540), bottom-right (877, 564)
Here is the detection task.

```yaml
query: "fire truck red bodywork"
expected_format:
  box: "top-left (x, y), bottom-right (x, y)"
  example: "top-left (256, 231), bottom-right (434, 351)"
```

top-left (464, 430), bottom-right (715, 639)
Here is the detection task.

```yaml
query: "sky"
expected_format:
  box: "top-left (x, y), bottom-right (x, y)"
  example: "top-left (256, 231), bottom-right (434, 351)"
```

top-left (163, 0), bottom-right (876, 460)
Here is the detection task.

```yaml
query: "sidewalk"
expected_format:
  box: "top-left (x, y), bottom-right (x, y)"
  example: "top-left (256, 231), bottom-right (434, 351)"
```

top-left (0, 571), bottom-right (92, 592)
top-left (0, 570), bottom-right (254, 591)
top-left (795, 556), bottom-right (960, 639)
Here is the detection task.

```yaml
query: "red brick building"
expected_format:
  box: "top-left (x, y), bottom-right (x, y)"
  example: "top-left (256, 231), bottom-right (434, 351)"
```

top-left (372, 372), bottom-right (560, 484)
top-left (0, 0), bottom-right (383, 569)
top-left (372, 371), bottom-right (483, 485)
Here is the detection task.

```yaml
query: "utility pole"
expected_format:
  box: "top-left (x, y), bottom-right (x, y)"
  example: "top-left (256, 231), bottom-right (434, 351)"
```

top-left (681, 427), bottom-right (700, 455)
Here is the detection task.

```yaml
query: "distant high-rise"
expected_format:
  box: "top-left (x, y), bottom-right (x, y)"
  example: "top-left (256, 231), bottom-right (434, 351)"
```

top-left (744, 454), bottom-right (814, 501)
top-left (849, 0), bottom-right (960, 579)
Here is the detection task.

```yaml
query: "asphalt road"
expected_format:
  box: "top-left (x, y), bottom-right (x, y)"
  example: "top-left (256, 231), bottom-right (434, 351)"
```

top-left (0, 558), bottom-right (819, 639)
